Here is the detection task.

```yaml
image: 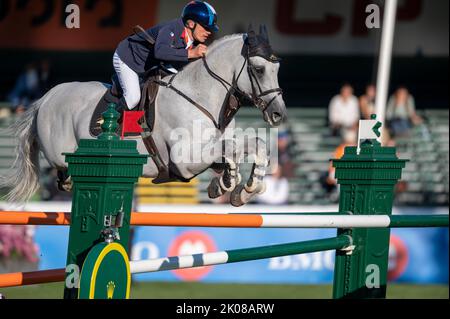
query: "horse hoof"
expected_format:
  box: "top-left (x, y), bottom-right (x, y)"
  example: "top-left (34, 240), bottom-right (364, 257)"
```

top-left (257, 181), bottom-right (266, 194)
top-left (207, 177), bottom-right (223, 199)
top-left (230, 185), bottom-right (245, 207)
top-left (57, 176), bottom-right (73, 192)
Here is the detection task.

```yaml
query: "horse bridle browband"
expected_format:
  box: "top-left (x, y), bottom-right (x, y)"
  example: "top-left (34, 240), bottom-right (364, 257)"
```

top-left (155, 44), bottom-right (282, 130)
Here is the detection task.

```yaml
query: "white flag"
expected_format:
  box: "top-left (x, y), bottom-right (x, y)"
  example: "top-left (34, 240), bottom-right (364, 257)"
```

top-left (358, 119), bottom-right (381, 141)
top-left (357, 118), bottom-right (382, 154)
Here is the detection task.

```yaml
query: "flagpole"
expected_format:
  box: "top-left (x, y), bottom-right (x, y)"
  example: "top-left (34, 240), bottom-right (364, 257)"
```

top-left (375, 0), bottom-right (398, 142)
top-left (121, 112), bottom-right (126, 140)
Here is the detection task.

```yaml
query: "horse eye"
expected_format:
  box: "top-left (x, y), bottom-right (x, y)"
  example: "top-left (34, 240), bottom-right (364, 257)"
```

top-left (255, 66), bottom-right (265, 75)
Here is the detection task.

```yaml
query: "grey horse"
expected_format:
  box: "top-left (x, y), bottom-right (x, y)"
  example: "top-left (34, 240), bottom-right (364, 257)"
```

top-left (1, 26), bottom-right (287, 206)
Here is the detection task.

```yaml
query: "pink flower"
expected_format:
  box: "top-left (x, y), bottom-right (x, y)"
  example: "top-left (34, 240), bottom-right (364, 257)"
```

top-left (0, 225), bottom-right (39, 263)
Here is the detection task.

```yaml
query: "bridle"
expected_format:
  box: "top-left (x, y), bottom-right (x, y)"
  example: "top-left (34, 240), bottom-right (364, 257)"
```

top-left (155, 43), bottom-right (282, 130)
top-left (202, 44), bottom-right (283, 113)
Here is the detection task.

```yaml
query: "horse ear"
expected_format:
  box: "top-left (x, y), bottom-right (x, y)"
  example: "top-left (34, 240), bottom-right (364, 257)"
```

top-left (260, 24), bottom-right (269, 43)
top-left (248, 24), bottom-right (256, 36)
top-left (247, 23), bottom-right (258, 46)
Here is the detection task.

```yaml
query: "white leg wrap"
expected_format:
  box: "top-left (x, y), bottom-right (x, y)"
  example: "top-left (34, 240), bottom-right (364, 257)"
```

top-left (253, 167), bottom-right (266, 177)
top-left (244, 178), bottom-right (259, 193)
top-left (254, 155), bottom-right (269, 167)
top-left (224, 157), bottom-right (237, 170)
top-left (219, 175), bottom-right (236, 192)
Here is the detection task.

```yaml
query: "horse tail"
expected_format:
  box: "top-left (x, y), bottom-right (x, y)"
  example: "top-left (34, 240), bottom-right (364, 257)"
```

top-left (0, 99), bottom-right (42, 203)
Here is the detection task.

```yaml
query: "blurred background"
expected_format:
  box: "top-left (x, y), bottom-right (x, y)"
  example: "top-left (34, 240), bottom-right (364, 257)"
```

top-left (0, 0), bottom-right (448, 298)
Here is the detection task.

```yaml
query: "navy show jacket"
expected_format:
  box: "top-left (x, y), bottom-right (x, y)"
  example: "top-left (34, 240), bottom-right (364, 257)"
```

top-left (116, 18), bottom-right (191, 75)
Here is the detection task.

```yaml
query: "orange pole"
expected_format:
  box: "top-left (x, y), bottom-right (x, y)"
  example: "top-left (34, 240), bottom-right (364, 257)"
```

top-left (0, 212), bottom-right (265, 227)
top-left (131, 212), bottom-right (264, 227)
top-left (0, 268), bottom-right (65, 288)
top-left (0, 211), bottom-right (70, 225)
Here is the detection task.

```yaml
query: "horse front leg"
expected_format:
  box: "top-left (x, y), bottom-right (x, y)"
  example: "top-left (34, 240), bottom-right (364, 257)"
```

top-left (230, 136), bottom-right (269, 207)
top-left (207, 139), bottom-right (242, 199)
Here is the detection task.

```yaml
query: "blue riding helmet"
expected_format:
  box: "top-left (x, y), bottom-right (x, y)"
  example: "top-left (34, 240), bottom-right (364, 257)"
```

top-left (182, 1), bottom-right (219, 32)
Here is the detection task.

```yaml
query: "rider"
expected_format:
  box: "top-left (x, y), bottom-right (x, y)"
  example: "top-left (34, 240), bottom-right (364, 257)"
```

top-left (113, 1), bottom-right (219, 113)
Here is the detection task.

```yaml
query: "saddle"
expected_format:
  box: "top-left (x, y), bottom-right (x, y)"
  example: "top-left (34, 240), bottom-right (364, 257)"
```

top-left (89, 71), bottom-right (160, 138)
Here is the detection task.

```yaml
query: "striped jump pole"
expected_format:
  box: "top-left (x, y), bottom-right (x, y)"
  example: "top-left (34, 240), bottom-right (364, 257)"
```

top-left (0, 235), bottom-right (352, 288)
top-left (130, 235), bottom-right (352, 273)
top-left (0, 211), bottom-right (448, 228)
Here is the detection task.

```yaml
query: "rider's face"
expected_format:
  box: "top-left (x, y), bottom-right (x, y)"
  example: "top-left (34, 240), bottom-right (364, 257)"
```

top-left (187, 20), bottom-right (212, 43)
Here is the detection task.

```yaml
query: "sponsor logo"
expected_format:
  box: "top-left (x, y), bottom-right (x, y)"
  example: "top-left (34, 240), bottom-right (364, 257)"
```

top-left (268, 251), bottom-right (335, 270)
top-left (388, 235), bottom-right (409, 281)
top-left (168, 231), bottom-right (217, 281)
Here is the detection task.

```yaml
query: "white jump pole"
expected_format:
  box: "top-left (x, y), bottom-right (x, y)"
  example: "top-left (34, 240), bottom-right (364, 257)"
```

top-left (375, 0), bottom-right (398, 140)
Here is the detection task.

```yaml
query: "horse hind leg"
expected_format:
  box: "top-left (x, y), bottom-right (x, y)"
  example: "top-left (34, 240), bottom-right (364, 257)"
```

top-left (57, 170), bottom-right (73, 192)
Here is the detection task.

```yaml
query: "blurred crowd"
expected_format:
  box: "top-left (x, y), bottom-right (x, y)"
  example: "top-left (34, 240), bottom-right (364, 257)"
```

top-left (5, 60), bottom-right (53, 114)
top-left (328, 83), bottom-right (424, 142)
top-left (322, 83), bottom-right (428, 201)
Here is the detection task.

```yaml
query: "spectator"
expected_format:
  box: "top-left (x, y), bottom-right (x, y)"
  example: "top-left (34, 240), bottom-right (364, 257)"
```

top-left (7, 63), bottom-right (41, 114)
top-left (328, 84), bottom-right (360, 137)
top-left (256, 164), bottom-right (290, 205)
top-left (386, 86), bottom-right (423, 137)
top-left (277, 127), bottom-right (296, 178)
top-left (0, 107), bottom-right (12, 122)
top-left (320, 129), bottom-right (357, 201)
top-left (38, 59), bottom-right (53, 95)
top-left (359, 84), bottom-right (376, 119)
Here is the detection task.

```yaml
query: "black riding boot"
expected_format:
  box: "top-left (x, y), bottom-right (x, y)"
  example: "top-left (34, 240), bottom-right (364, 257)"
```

top-left (115, 97), bottom-right (129, 114)
top-left (113, 97), bottom-right (130, 124)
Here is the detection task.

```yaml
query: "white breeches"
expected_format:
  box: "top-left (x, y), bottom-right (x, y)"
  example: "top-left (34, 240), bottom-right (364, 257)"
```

top-left (112, 51), bottom-right (141, 109)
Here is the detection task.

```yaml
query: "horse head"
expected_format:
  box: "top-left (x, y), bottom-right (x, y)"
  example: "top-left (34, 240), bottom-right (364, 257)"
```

top-left (239, 24), bottom-right (287, 127)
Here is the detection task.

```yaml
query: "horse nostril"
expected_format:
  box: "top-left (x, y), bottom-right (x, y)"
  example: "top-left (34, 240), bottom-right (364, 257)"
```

top-left (272, 112), bottom-right (282, 123)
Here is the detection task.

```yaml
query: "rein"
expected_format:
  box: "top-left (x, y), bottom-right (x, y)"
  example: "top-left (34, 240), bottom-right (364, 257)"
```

top-left (154, 44), bottom-right (282, 130)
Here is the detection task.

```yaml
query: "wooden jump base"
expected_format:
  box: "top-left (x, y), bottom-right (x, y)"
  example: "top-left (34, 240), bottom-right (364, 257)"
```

top-left (1, 211), bottom-right (448, 228)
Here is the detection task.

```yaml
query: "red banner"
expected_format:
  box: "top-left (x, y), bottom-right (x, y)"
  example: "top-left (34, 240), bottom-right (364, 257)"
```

top-left (0, 0), bottom-right (158, 51)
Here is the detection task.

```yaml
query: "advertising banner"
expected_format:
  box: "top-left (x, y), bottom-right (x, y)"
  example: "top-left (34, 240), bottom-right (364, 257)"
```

top-left (34, 221), bottom-right (449, 284)
top-left (0, 0), bottom-right (157, 50)
top-left (0, 0), bottom-right (447, 55)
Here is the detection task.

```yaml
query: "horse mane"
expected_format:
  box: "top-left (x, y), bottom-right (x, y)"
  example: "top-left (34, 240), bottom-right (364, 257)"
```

top-left (175, 34), bottom-right (245, 75)
top-left (207, 33), bottom-right (245, 52)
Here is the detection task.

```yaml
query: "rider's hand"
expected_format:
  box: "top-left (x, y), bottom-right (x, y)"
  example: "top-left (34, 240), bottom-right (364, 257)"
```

top-left (188, 44), bottom-right (208, 59)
